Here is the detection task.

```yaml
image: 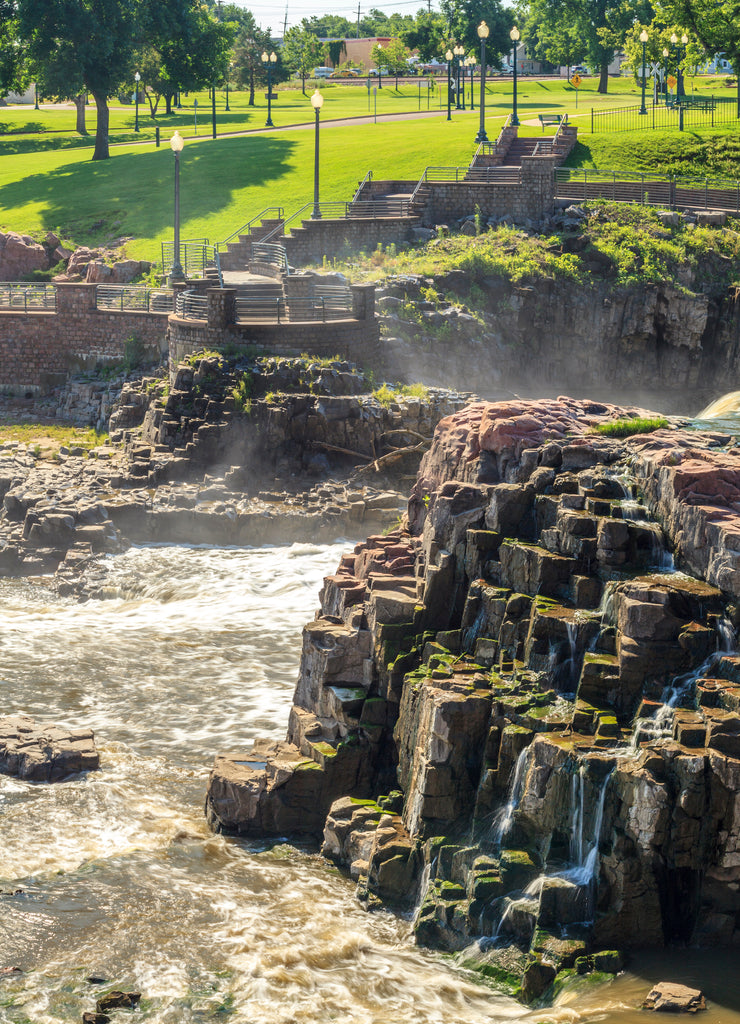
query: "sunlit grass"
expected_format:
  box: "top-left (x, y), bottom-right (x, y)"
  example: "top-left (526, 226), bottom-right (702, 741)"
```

top-left (0, 423), bottom-right (109, 456)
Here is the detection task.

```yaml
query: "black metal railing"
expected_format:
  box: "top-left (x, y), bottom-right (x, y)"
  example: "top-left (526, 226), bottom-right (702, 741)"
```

top-left (218, 206), bottom-right (284, 248)
top-left (234, 294), bottom-right (353, 324)
top-left (96, 285), bottom-right (174, 312)
top-left (160, 241), bottom-right (223, 286)
top-left (590, 96), bottom-right (738, 134)
top-left (554, 167), bottom-right (740, 213)
top-left (0, 283), bottom-right (56, 311)
top-left (250, 242), bottom-right (290, 273)
top-left (260, 199), bottom-right (413, 245)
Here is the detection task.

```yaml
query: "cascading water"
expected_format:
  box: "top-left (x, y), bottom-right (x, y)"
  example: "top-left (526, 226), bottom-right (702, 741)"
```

top-left (560, 769), bottom-right (613, 889)
top-left (490, 746), bottom-right (532, 847)
top-left (0, 542), bottom-right (528, 1024)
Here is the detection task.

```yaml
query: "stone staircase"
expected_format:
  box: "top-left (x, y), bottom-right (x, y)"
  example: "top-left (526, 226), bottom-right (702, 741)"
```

top-left (219, 216), bottom-right (286, 272)
top-left (502, 136), bottom-right (541, 165)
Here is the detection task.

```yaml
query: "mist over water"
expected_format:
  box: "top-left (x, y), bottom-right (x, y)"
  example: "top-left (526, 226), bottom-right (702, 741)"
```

top-left (1, 542), bottom-right (739, 1023)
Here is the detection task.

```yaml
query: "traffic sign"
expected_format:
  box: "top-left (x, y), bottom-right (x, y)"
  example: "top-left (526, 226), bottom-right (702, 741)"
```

top-left (667, 74), bottom-right (677, 89)
top-left (571, 73), bottom-right (582, 88)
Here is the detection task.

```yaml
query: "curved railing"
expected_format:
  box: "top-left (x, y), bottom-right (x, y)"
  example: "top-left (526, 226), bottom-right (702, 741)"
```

top-left (174, 289), bottom-right (208, 321)
top-left (96, 285), bottom-right (174, 312)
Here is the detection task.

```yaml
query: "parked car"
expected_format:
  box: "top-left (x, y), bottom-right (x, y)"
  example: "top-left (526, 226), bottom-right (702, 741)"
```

top-left (368, 66), bottom-right (389, 76)
top-left (421, 60), bottom-right (446, 74)
top-left (312, 67), bottom-right (332, 79)
top-left (570, 65), bottom-right (586, 74)
top-left (330, 68), bottom-right (359, 77)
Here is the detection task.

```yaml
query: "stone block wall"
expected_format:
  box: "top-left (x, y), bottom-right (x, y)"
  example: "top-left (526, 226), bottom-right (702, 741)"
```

top-left (423, 155), bottom-right (557, 225)
top-left (283, 216), bottom-right (418, 267)
top-left (0, 284), bottom-right (168, 393)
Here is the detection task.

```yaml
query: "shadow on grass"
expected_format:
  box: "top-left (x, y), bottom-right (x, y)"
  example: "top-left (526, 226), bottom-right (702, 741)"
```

top-left (0, 133), bottom-right (298, 244)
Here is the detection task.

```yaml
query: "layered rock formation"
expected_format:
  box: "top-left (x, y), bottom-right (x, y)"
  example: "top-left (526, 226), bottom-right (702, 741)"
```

top-left (205, 395), bottom-right (740, 1000)
top-left (0, 714), bottom-right (99, 780)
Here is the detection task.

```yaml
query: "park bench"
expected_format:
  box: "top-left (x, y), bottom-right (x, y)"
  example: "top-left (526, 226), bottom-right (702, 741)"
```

top-left (680, 96), bottom-right (716, 111)
top-left (538, 113), bottom-right (568, 131)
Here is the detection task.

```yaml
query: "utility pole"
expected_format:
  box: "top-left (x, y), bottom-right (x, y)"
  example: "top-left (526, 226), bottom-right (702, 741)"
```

top-left (283, 4), bottom-right (288, 38)
top-left (357, 2), bottom-right (360, 38)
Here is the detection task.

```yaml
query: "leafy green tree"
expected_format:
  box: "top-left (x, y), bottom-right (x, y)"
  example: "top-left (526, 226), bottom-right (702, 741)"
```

top-left (0, 0), bottom-right (28, 95)
top-left (301, 14), bottom-right (354, 38)
top-left (282, 25), bottom-right (324, 93)
top-left (622, 18), bottom-right (705, 95)
top-left (663, 0), bottom-right (740, 95)
top-left (232, 14), bottom-right (281, 106)
top-left (523, 0), bottom-right (586, 76)
top-left (324, 39), bottom-right (347, 66)
top-left (372, 37), bottom-right (409, 86)
top-left (17, 0), bottom-right (147, 159)
top-left (399, 12), bottom-right (447, 61)
top-left (440, 0), bottom-right (513, 69)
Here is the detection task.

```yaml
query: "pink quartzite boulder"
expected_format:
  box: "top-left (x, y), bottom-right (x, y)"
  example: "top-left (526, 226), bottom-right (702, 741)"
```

top-left (0, 232), bottom-right (48, 278)
top-left (643, 982), bottom-right (706, 1013)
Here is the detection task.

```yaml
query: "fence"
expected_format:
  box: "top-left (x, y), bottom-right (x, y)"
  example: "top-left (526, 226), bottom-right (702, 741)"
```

top-left (175, 290), bottom-right (208, 321)
top-left (591, 96), bottom-right (739, 134)
top-left (96, 285), bottom-right (174, 313)
top-left (0, 283), bottom-right (56, 311)
top-left (554, 168), bottom-right (740, 213)
top-left (161, 240), bottom-right (222, 283)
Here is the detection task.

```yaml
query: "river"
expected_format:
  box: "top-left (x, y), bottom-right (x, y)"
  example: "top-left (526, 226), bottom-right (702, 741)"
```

top-left (1, 542), bottom-right (739, 1024)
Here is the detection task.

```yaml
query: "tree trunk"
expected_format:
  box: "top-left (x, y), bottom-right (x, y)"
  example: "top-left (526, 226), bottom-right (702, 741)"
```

top-left (249, 68), bottom-right (255, 106)
top-left (74, 94), bottom-right (87, 134)
top-left (598, 63), bottom-right (609, 94)
top-left (147, 92), bottom-right (160, 116)
top-left (92, 92), bottom-right (110, 159)
top-left (302, 71), bottom-right (306, 95)
top-left (165, 92), bottom-right (173, 115)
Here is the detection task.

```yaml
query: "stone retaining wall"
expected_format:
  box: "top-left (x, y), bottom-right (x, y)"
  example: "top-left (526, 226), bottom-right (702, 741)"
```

top-left (0, 283), bottom-right (168, 393)
top-left (424, 156), bottom-right (557, 225)
top-left (168, 284), bottom-right (380, 376)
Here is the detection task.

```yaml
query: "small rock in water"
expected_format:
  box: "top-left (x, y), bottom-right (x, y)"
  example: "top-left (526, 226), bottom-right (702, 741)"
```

top-left (643, 982), bottom-right (706, 1013)
top-left (95, 991), bottom-right (141, 1013)
top-left (82, 1014), bottom-right (111, 1024)
top-left (86, 976), bottom-right (108, 985)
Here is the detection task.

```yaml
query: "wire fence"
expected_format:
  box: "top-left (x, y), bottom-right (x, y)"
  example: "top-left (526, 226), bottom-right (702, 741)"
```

top-left (590, 96), bottom-right (739, 134)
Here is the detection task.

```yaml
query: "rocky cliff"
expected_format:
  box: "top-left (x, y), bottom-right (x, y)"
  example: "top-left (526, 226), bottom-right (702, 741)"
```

top-left (205, 395), bottom-right (740, 1001)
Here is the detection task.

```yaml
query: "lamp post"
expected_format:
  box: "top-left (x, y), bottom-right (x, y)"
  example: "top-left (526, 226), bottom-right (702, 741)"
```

top-left (262, 50), bottom-right (277, 126)
top-left (639, 29), bottom-right (649, 114)
top-left (467, 56), bottom-right (475, 110)
top-left (134, 71), bottom-right (141, 132)
top-left (662, 46), bottom-right (670, 103)
top-left (510, 25), bottom-right (520, 126)
top-left (225, 64), bottom-right (231, 111)
top-left (377, 44), bottom-right (383, 88)
top-left (476, 20), bottom-right (489, 143)
top-left (454, 44), bottom-right (465, 108)
top-left (446, 48), bottom-right (453, 120)
top-left (671, 32), bottom-right (688, 99)
top-left (169, 131), bottom-right (185, 285)
top-left (311, 89), bottom-right (323, 219)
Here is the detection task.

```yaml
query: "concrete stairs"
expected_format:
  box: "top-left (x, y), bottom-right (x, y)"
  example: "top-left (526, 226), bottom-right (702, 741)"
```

top-left (219, 217), bottom-right (286, 272)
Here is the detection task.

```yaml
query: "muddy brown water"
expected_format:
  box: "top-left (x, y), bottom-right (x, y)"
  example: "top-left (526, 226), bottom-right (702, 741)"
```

top-left (1, 542), bottom-right (739, 1023)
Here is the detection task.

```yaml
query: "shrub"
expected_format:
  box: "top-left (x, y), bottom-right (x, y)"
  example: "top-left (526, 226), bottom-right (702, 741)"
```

top-left (593, 416), bottom-right (669, 437)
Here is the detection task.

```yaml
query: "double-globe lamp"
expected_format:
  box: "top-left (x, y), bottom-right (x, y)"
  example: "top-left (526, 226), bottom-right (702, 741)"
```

top-left (510, 25), bottom-right (520, 126)
top-left (639, 28), bottom-right (649, 114)
top-left (311, 89), bottom-right (324, 219)
top-left (169, 131), bottom-right (185, 285)
top-left (454, 44), bottom-right (465, 108)
top-left (445, 48), bottom-right (453, 120)
top-left (134, 71), bottom-right (141, 132)
top-left (262, 50), bottom-right (277, 127)
top-left (476, 20), bottom-right (489, 143)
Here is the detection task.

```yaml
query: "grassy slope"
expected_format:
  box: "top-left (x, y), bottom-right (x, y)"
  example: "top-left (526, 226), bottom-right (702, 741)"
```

top-left (0, 75), bottom-right (736, 262)
top-left (566, 123), bottom-right (740, 177)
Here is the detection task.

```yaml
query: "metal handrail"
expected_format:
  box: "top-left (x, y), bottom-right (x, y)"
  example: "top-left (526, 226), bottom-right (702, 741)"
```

top-left (0, 283), bottom-right (56, 312)
top-left (174, 289), bottom-right (208, 321)
top-left (96, 285), bottom-right (174, 312)
top-left (554, 167), bottom-right (740, 213)
top-left (251, 242), bottom-right (289, 272)
top-left (218, 206), bottom-right (284, 248)
top-left (351, 169), bottom-right (373, 204)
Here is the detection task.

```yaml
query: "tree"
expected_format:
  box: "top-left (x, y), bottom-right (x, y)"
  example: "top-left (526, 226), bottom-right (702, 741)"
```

top-left (232, 14), bottom-right (281, 106)
top-left (399, 11), bottom-right (447, 62)
top-left (440, 0), bottom-right (513, 70)
top-left (663, 0), bottom-right (740, 106)
top-left (372, 37), bottom-right (408, 86)
top-left (282, 25), bottom-right (324, 93)
top-left (523, 0), bottom-right (586, 76)
top-left (622, 18), bottom-right (705, 97)
top-left (324, 39), bottom-right (347, 66)
top-left (0, 1), bottom-right (28, 96)
top-left (17, 0), bottom-right (148, 160)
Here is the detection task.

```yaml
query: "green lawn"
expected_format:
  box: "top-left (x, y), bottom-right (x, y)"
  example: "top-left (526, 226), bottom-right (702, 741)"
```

top-left (0, 74), bottom-right (737, 266)
top-left (4, 74), bottom-right (729, 151)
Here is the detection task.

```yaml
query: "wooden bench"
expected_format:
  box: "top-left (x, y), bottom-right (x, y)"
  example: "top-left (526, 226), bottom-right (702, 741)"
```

top-left (538, 113), bottom-right (567, 131)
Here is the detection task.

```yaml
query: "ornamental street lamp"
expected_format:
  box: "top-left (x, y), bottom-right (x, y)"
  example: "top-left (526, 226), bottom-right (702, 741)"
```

top-left (225, 63), bottom-right (232, 111)
top-left (262, 50), bottom-right (277, 126)
top-left (311, 89), bottom-right (323, 219)
top-left (446, 48), bottom-right (453, 120)
top-left (134, 71), bottom-right (141, 132)
top-left (639, 29), bottom-right (649, 114)
top-left (662, 46), bottom-right (670, 103)
top-left (465, 56), bottom-right (475, 110)
top-left (169, 131), bottom-right (185, 285)
top-left (454, 44), bottom-right (465, 108)
top-left (510, 26), bottom-right (520, 126)
top-left (476, 20), bottom-right (489, 143)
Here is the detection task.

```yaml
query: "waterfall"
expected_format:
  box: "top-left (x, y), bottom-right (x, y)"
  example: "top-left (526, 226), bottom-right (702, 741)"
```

top-left (645, 523), bottom-right (674, 572)
top-left (412, 857), bottom-right (435, 925)
top-left (560, 769), bottom-right (613, 888)
top-left (718, 618), bottom-right (737, 654)
top-left (569, 765), bottom-right (586, 866)
top-left (490, 745), bottom-right (531, 847)
top-left (597, 581), bottom-right (620, 626)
